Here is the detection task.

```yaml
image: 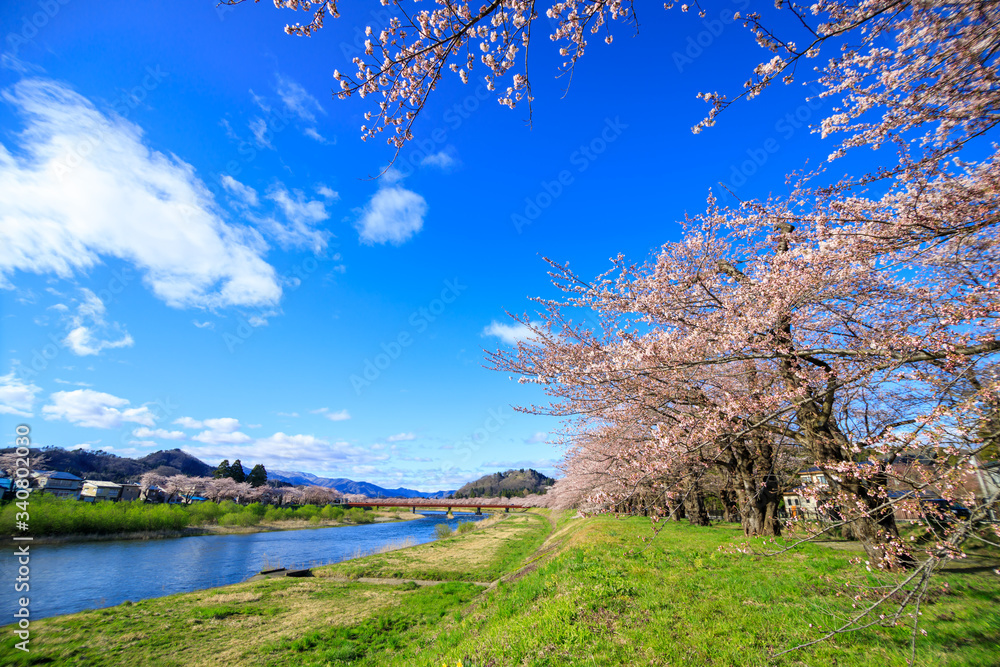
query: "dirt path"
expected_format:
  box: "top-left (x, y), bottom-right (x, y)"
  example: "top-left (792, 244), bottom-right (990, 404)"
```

top-left (324, 576), bottom-right (493, 587)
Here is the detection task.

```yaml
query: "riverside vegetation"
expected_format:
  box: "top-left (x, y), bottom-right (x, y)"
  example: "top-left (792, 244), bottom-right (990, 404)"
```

top-left (0, 494), bottom-right (389, 540)
top-left (2, 510), bottom-right (997, 666)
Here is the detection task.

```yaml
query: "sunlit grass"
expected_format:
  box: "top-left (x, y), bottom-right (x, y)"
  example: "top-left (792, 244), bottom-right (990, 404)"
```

top-left (1, 512), bottom-right (995, 666)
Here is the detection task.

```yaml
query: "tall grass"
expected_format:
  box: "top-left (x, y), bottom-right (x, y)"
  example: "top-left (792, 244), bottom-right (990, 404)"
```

top-left (0, 494), bottom-right (355, 537)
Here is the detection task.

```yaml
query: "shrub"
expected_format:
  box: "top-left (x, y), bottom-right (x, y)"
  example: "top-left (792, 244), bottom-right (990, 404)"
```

top-left (456, 521), bottom-right (477, 534)
top-left (345, 508), bottom-right (374, 524)
top-left (434, 523), bottom-right (454, 539)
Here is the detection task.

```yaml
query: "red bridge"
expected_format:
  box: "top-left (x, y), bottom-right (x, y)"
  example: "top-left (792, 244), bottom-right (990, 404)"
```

top-left (339, 500), bottom-right (527, 515)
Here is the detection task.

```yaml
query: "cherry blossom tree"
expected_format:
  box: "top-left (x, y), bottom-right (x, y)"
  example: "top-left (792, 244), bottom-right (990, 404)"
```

top-left (227, 0), bottom-right (1000, 656)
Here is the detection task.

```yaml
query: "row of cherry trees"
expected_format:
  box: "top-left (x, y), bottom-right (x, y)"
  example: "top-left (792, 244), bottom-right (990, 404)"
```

top-left (238, 0), bottom-right (1000, 654)
top-left (137, 472), bottom-right (345, 506)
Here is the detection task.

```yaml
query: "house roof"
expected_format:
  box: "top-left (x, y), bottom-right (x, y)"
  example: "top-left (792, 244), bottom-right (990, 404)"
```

top-left (34, 470), bottom-right (83, 481)
top-left (83, 480), bottom-right (121, 488)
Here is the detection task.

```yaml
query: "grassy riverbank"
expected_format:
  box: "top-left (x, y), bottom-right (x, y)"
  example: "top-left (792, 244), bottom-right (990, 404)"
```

top-left (3, 512), bottom-right (997, 666)
top-left (0, 495), bottom-right (422, 542)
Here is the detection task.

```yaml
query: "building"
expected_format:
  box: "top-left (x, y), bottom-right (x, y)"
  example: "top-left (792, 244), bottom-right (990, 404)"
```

top-left (782, 467), bottom-right (829, 520)
top-left (30, 471), bottom-right (83, 499)
top-left (80, 480), bottom-right (123, 502)
top-left (784, 458), bottom-right (999, 523)
top-left (119, 483), bottom-right (141, 502)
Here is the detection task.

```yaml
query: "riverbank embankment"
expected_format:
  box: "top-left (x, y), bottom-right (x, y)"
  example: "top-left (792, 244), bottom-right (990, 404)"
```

top-left (3, 511), bottom-right (997, 666)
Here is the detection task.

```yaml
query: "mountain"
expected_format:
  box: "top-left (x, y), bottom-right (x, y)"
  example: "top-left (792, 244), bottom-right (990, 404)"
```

top-left (267, 470), bottom-right (454, 498)
top-left (0, 447), bottom-right (216, 483)
top-left (137, 449), bottom-right (215, 477)
top-left (453, 469), bottom-right (555, 499)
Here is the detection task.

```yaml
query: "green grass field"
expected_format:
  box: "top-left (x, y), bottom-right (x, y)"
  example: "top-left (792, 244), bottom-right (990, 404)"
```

top-left (2, 512), bottom-right (997, 666)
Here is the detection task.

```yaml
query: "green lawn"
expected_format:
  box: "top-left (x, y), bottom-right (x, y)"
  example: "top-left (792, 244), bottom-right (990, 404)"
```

top-left (2, 512), bottom-right (997, 666)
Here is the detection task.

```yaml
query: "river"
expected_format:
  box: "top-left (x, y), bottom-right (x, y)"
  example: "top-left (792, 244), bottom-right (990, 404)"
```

top-left (0, 511), bottom-right (484, 621)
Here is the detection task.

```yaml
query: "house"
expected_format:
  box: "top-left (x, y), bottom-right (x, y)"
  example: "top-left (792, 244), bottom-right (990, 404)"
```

top-left (80, 480), bottom-right (123, 502)
top-left (141, 485), bottom-right (167, 503)
top-left (784, 457), bottom-right (999, 523)
top-left (782, 467), bottom-right (829, 520)
top-left (0, 478), bottom-right (15, 501)
top-left (30, 471), bottom-right (83, 499)
top-left (119, 483), bottom-right (141, 502)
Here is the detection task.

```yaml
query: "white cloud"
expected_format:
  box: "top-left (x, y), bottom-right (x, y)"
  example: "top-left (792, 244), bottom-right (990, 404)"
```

top-left (192, 319), bottom-right (214, 329)
top-left (133, 426), bottom-right (186, 440)
top-left (356, 185), bottom-right (427, 245)
top-left (62, 288), bottom-right (133, 356)
top-left (316, 185), bottom-right (339, 200)
top-left (0, 78), bottom-right (282, 310)
top-left (220, 175), bottom-right (259, 207)
top-left (249, 117), bottom-right (273, 149)
top-left (276, 411), bottom-right (299, 417)
top-left (261, 184), bottom-right (331, 251)
top-left (386, 432), bottom-right (416, 442)
top-left (276, 75), bottom-right (325, 123)
top-left (249, 89), bottom-right (270, 113)
top-left (0, 372), bottom-right (41, 417)
top-left (53, 378), bottom-right (94, 387)
top-left (202, 417), bottom-right (241, 432)
top-left (184, 432), bottom-right (358, 471)
top-left (420, 151), bottom-right (455, 169)
top-left (303, 127), bottom-right (330, 143)
top-left (325, 409), bottom-right (351, 422)
top-left (42, 389), bottom-right (155, 429)
top-left (192, 429), bottom-right (252, 445)
top-left (524, 432), bottom-right (549, 444)
top-left (173, 416), bottom-right (251, 445)
top-left (481, 320), bottom-right (539, 345)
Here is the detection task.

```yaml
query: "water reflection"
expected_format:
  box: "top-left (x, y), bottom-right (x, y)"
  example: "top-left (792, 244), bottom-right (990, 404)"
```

top-left (0, 511), bottom-right (483, 620)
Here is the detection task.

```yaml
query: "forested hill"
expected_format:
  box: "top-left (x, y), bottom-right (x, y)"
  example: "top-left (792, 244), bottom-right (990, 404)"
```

top-left (452, 469), bottom-right (555, 499)
top-left (1, 447), bottom-right (214, 483)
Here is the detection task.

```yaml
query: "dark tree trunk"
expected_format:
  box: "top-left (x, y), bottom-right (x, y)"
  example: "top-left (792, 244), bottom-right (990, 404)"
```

top-left (672, 497), bottom-right (686, 521)
top-left (684, 484), bottom-right (711, 526)
top-left (721, 440), bottom-right (782, 537)
top-left (720, 488), bottom-right (740, 523)
top-left (794, 402), bottom-right (915, 570)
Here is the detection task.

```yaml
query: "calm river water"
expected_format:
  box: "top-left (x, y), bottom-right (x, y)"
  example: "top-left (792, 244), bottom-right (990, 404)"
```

top-left (0, 511), bottom-right (483, 620)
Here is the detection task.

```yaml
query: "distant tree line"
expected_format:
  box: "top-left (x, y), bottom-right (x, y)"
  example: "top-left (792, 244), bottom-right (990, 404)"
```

top-left (213, 459), bottom-right (267, 487)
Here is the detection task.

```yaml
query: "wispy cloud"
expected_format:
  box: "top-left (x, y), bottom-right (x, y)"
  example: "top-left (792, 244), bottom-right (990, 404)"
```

top-left (61, 288), bottom-right (133, 356)
top-left (133, 427), bottom-right (186, 440)
top-left (220, 174), bottom-right (259, 207)
top-left (303, 127), bottom-right (331, 144)
top-left (386, 432), bottom-right (416, 442)
top-left (325, 409), bottom-right (351, 422)
top-left (249, 117), bottom-right (273, 149)
top-left (260, 184), bottom-right (331, 251)
top-left (420, 151), bottom-right (456, 169)
top-left (0, 372), bottom-right (41, 417)
top-left (481, 320), bottom-right (539, 345)
top-left (309, 407), bottom-right (351, 422)
top-left (276, 75), bottom-right (325, 123)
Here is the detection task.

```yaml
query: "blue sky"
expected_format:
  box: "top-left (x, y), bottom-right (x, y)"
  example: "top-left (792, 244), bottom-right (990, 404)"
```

top-left (0, 0), bottom-right (833, 490)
